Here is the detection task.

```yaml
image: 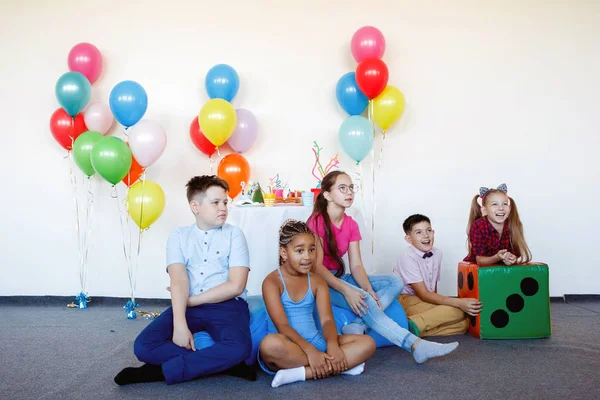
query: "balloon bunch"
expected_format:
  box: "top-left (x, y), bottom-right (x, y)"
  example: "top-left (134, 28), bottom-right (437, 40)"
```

top-left (336, 27), bottom-right (406, 255)
top-left (189, 64), bottom-right (254, 198)
top-left (51, 43), bottom-right (104, 309)
top-left (50, 43), bottom-right (167, 317)
top-left (106, 81), bottom-right (166, 319)
top-left (336, 26), bottom-right (406, 164)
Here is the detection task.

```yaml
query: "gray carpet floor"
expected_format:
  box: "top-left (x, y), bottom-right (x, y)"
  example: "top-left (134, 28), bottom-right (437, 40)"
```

top-left (1, 299), bottom-right (599, 400)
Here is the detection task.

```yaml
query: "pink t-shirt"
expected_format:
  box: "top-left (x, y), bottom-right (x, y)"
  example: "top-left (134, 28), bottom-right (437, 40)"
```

top-left (307, 213), bottom-right (362, 271)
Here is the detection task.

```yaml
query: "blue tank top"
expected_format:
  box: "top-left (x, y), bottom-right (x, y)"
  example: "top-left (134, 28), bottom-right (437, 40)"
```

top-left (266, 269), bottom-right (321, 343)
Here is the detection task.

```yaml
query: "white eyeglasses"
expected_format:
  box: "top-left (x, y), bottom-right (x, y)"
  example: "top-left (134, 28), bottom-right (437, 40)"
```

top-left (338, 184), bottom-right (360, 194)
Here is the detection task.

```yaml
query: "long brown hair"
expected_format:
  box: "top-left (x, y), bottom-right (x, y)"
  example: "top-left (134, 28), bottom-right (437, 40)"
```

top-left (466, 191), bottom-right (532, 263)
top-left (310, 171), bottom-right (346, 277)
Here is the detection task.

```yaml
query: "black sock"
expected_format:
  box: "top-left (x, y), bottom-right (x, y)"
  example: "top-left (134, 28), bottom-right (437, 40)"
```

top-left (222, 362), bottom-right (257, 381)
top-left (114, 363), bottom-right (165, 386)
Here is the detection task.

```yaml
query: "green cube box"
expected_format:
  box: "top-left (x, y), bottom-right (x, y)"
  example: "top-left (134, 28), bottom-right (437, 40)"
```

top-left (457, 262), bottom-right (551, 339)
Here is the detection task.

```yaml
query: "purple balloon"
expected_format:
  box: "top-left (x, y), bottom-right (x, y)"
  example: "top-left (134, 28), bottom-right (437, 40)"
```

top-left (228, 109), bottom-right (258, 153)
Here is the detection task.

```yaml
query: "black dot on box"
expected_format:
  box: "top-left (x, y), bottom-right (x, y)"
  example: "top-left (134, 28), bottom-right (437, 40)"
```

top-left (490, 309), bottom-right (509, 328)
top-left (467, 272), bottom-right (474, 291)
top-left (469, 315), bottom-right (476, 327)
top-left (521, 277), bottom-right (539, 296)
top-left (506, 294), bottom-right (524, 313)
top-left (458, 272), bottom-right (464, 289)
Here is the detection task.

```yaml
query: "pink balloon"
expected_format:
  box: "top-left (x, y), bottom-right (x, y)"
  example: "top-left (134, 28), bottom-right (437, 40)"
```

top-left (83, 102), bottom-right (113, 135)
top-left (228, 109), bottom-right (258, 153)
top-left (128, 120), bottom-right (167, 167)
top-left (68, 43), bottom-right (103, 84)
top-left (350, 26), bottom-right (386, 63)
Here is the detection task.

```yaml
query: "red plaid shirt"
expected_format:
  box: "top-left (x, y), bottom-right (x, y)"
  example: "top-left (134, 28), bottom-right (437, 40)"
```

top-left (464, 217), bottom-right (513, 262)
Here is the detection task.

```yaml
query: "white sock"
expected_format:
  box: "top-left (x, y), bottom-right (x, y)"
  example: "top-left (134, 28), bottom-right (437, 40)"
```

top-left (412, 340), bottom-right (459, 364)
top-left (342, 363), bottom-right (365, 376)
top-left (271, 366), bottom-right (306, 388)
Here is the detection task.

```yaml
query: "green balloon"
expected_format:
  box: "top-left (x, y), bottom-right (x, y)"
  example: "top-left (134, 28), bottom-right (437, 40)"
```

top-left (90, 136), bottom-right (132, 185)
top-left (73, 131), bottom-right (103, 176)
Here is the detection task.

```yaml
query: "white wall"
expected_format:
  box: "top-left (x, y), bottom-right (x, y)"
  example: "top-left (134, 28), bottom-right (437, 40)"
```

top-left (1, 0), bottom-right (598, 298)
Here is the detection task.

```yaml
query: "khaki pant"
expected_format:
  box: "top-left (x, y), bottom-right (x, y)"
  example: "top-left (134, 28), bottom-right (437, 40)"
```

top-left (398, 294), bottom-right (469, 337)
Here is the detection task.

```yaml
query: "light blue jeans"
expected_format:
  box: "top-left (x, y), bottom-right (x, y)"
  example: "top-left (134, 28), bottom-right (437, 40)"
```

top-left (328, 274), bottom-right (418, 351)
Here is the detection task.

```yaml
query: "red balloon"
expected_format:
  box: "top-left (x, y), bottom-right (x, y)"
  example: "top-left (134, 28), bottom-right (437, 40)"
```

top-left (123, 151), bottom-right (145, 187)
top-left (217, 154), bottom-right (251, 198)
top-left (49, 108), bottom-right (88, 150)
top-left (190, 117), bottom-right (217, 157)
top-left (355, 58), bottom-right (389, 100)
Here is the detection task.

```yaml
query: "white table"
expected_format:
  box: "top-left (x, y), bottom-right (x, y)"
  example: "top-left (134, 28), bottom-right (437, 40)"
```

top-left (227, 205), bottom-right (372, 295)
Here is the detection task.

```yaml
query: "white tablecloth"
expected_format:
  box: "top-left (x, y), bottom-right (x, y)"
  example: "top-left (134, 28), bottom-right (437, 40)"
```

top-left (227, 205), bottom-right (372, 295)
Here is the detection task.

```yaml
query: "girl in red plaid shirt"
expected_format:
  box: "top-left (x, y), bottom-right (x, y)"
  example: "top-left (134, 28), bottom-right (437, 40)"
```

top-left (464, 184), bottom-right (531, 265)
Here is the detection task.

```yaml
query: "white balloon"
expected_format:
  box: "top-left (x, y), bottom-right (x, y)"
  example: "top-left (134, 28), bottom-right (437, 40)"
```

top-left (83, 102), bottom-right (113, 135)
top-left (128, 120), bottom-right (167, 167)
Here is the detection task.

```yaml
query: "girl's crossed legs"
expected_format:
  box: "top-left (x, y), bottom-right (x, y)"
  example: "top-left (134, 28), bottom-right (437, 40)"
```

top-left (259, 333), bottom-right (375, 387)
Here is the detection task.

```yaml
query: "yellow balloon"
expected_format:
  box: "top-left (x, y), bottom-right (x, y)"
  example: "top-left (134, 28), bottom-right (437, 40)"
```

top-left (199, 99), bottom-right (237, 147)
top-left (372, 86), bottom-right (405, 131)
top-left (127, 180), bottom-right (165, 230)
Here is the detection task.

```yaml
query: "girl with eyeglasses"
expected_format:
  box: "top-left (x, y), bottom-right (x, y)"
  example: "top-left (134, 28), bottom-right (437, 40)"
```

top-left (307, 171), bottom-right (458, 363)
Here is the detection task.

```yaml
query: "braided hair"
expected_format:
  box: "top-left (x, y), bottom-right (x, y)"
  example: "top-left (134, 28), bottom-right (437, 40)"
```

top-left (279, 219), bottom-right (314, 266)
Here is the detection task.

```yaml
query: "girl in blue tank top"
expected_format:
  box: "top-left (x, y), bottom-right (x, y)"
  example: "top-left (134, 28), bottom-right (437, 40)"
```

top-left (259, 220), bottom-right (376, 388)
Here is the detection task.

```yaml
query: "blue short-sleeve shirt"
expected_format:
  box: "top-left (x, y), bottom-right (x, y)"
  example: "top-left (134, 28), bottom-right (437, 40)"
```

top-left (166, 223), bottom-right (250, 298)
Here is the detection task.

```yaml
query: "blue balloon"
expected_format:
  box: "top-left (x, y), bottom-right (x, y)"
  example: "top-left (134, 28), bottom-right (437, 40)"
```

top-left (109, 81), bottom-right (148, 128)
top-left (339, 116), bottom-right (374, 163)
top-left (55, 72), bottom-right (91, 117)
top-left (205, 64), bottom-right (240, 102)
top-left (336, 72), bottom-right (368, 116)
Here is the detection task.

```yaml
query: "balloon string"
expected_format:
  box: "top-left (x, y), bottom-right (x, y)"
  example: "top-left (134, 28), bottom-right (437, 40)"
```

top-left (368, 100), bottom-right (376, 256)
top-left (133, 229), bottom-right (146, 305)
top-left (131, 173), bottom-right (147, 303)
top-left (81, 176), bottom-right (95, 293)
top-left (378, 131), bottom-right (386, 172)
top-left (68, 150), bottom-right (85, 294)
top-left (114, 186), bottom-right (132, 284)
top-left (355, 162), bottom-right (368, 231)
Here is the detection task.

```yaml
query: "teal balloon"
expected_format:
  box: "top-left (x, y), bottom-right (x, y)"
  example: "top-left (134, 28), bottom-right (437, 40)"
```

top-left (90, 136), bottom-right (132, 185)
top-left (55, 72), bottom-right (92, 117)
top-left (73, 131), bottom-right (103, 177)
top-left (339, 116), bottom-right (374, 163)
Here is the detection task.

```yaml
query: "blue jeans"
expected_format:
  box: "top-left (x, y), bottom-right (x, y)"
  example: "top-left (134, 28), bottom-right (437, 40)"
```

top-left (329, 274), bottom-right (418, 351)
top-left (134, 298), bottom-right (252, 384)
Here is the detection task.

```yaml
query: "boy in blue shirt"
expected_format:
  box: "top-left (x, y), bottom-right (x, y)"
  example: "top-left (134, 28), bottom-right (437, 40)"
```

top-left (115, 175), bottom-right (254, 385)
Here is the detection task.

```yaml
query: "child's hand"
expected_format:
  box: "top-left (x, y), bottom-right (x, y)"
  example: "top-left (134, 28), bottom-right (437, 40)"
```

top-left (366, 288), bottom-right (382, 309)
top-left (172, 324), bottom-right (196, 351)
top-left (326, 344), bottom-right (348, 375)
top-left (306, 349), bottom-right (333, 379)
top-left (503, 252), bottom-right (518, 265)
top-left (343, 287), bottom-right (369, 317)
top-left (458, 298), bottom-right (483, 316)
top-left (497, 249), bottom-right (508, 262)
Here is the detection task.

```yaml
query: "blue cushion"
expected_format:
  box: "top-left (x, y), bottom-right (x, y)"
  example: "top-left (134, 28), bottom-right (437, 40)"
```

top-left (194, 295), bottom-right (409, 366)
top-left (194, 295), bottom-right (268, 366)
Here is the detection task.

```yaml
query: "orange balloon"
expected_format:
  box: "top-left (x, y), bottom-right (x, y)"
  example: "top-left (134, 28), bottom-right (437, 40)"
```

top-left (217, 154), bottom-right (251, 198)
top-left (123, 153), bottom-right (145, 187)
